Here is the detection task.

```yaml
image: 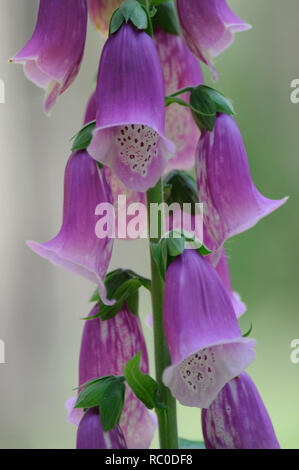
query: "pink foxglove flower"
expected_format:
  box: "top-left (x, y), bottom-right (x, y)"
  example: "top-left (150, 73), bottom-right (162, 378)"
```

top-left (11, 0), bottom-right (87, 113)
top-left (202, 372), bottom-right (280, 449)
top-left (77, 408), bottom-right (127, 449)
top-left (27, 151), bottom-right (113, 304)
top-left (154, 29), bottom-right (202, 171)
top-left (68, 304), bottom-right (156, 449)
top-left (85, 91), bottom-right (146, 239)
top-left (176, 0), bottom-right (251, 79)
top-left (196, 114), bottom-right (287, 265)
top-left (162, 250), bottom-right (256, 409)
top-left (88, 23), bottom-right (175, 191)
top-left (88, 0), bottom-right (122, 36)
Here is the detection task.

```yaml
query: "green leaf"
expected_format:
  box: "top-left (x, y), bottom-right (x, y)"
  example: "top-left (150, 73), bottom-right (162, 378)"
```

top-left (86, 269), bottom-right (151, 321)
top-left (190, 87), bottom-right (216, 132)
top-left (71, 121), bottom-right (96, 151)
top-left (242, 322), bottom-right (253, 338)
top-left (179, 438), bottom-right (205, 449)
top-left (166, 236), bottom-right (185, 257)
top-left (74, 376), bottom-right (126, 432)
top-left (152, 2), bottom-right (180, 36)
top-left (200, 85), bottom-right (235, 115)
top-left (151, 240), bottom-right (167, 280)
top-left (109, 1), bottom-right (152, 37)
top-left (164, 171), bottom-right (199, 213)
top-left (98, 380), bottom-right (126, 432)
top-left (124, 351), bottom-right (163, 410)
top-left (109, 9), bottom-right (125, 35)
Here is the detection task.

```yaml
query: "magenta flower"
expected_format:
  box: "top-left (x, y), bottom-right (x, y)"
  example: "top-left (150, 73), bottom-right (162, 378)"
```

top-left (154, 29), bottom-right (202, 171)
top-left (77, 408), bottom-right (127, 449)
top-left (70, 304), bottom-right (156, 449)
top-left (84, 91), bottom-right (146, 239)
top-left (196, 114), bottom-right (287, 264)
top-left (11, 0), bottom-right (87, 113)
top-left (27, 151), bottom-right (113, 304)
top-left (176, 0), bottom-right (251, 78)
top-left (202, 372), bottom-right (280, 449)
top-left (88, 0), bottom-right (122, 36)
top-left (162, 250), bottom-right (256, 409)
top-left (88, 23), bottom-right (175, 191)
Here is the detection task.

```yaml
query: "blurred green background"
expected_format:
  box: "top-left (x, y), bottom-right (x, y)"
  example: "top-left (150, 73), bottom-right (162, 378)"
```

top-left (0, 1), bottom-right (298, 449)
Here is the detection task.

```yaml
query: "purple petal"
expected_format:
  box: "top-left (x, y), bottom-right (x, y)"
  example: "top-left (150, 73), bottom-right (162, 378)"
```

top-left (27, 151), bottom-right (114, 304)
top-left (88, 24), bottom-right (175, 191)
top-left (154, 29), bottom-right (202, 171)
top-left (163, 250), bottom-right (255, 408)
top-left (11, 0), bottom-right (87, 112)
top-left (202, 372), bottom-right (280, 449)
top-left (87, 0), bottom-right (123, 36)
top-left (77, 304), bottom-right (156, 449)
top-left (176, 0), bottom-right (251, 78)
top-left (196, 114), bottom-right (287, 264)
top-left (76, 408), bottom-right (127, 449)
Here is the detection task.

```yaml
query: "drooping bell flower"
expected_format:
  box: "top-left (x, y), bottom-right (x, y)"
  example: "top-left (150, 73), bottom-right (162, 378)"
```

top-left (77, 407), bottom-right (127, 449)
top-left (85, 91), bottom-right (146, 239)
top-left (162, 250), bottom-right (256, 409)
top-left (196, 114), bottom-right (287, 265)
top-left (202, 372), bottom-right (280, 449)
top-left (27, 151), bottom-right (114, 304)
top-left (154, 29), bottom-right (202, 171)
top-left (88, 23), bottom-right (175, 192)
top-left (176, 0), bottom-right (251, 79)
top-left (87, 0), bottom-right (123, 36)
top-left (10, 0), bottom-right (87, 113)
top-left (69, 304), bottom-right (156, 449)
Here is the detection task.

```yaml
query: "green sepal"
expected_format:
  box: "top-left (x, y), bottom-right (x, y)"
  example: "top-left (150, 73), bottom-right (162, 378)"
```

top-left (109, 1), bottom-right (153, 37)
top-left (151, 233), bottom-right (211, 280)
top-left (190, 85), bottom-right (235, 132)
top-left (242, 322), bottom-right (253, 338)
top-left (152, 2), bottom-right (180, 36)
top-left (200, 85), bottom-right (235, 115)
top-left (124, 351), bottom-right (166, 410)
top-left (190, 87), bottom-right (216, 132)
top-left (179, 438), bottom-right (205, 449)
top-left (74, 375), bottom-right (126, 432)
top-left (71, 120), bottom-right (96, 152)
top-left (86, 269), bottom-right (151, 320)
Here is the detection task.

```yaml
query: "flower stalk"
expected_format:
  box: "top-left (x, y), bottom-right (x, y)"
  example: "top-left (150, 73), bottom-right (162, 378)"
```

top-left (146, 179), bottom-right (178, 449)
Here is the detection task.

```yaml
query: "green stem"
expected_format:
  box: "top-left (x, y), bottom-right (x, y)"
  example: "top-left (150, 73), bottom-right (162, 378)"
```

top-left (147, 179), bottom-right (178, 449)
top-left (168, 86), bottom-right (194, 97)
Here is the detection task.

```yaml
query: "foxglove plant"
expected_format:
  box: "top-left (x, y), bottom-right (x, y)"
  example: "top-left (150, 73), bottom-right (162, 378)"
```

top-left (16, 0), bottom-right (285, 450)
top-left (11, 0), bottom-right (87, 112)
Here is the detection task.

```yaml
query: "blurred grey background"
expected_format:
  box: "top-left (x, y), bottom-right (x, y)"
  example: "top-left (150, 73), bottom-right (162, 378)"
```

top-left (0, 1), bottom-right (298, 448)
